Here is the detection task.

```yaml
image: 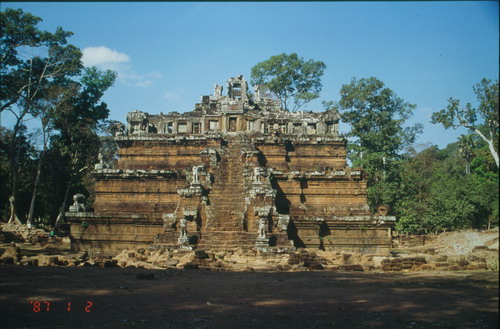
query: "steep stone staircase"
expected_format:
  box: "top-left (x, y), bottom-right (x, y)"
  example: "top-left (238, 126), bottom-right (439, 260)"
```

top-left (199, 135), bottom-right (257, 248)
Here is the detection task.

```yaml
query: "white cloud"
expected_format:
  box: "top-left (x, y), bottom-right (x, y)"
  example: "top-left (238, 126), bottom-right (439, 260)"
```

top-left (82, 46), bottom-right (130, 67)
top-left (134, 80), bottom-right (153, 88)
top-left (120, 71), bottom-right (163, 88)
top-left (82, 46), bottom-right (162, 88)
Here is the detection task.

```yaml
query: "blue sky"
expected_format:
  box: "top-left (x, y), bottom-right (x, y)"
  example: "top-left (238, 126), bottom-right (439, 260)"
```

top-left (1, 1), bottom-right (498, 150)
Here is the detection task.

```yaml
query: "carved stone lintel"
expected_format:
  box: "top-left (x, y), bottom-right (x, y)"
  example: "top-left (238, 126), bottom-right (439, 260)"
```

top-left (255, 206), bottom-right (272, 218)
top-left (178, 185), bottom-right (203, 197)
top-left (183, 207), bottom-right (198, 217)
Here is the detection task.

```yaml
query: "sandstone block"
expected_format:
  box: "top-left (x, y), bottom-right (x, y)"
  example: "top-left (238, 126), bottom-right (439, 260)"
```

top-left (339, 264), bottom-right (363, 271)
top-left (1, 247), bottom-right (20, 262)
top-left (305, 261), bottom-right (324, 270)
top-left (435, 256), bottom-right (448, 262)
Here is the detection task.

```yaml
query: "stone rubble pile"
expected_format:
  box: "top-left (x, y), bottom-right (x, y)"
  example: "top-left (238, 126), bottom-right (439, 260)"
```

top-left (0, 242), bottom-right (497, 272)
top-left (1, 223), bottom-right (498, 272)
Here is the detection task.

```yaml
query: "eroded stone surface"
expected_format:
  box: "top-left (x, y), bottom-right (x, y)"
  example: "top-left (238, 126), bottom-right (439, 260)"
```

top-left (66, 76), bottom-right (395, 254)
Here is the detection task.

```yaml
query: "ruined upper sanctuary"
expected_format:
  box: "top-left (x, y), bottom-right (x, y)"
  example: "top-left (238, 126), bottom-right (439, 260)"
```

top-left (67, 75), bottom-right (395, 255)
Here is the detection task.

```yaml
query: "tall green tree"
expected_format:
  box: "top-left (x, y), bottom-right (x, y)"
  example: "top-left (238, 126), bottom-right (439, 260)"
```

top-left (457, 134), bottom-right (475, 175)
top-left (1, 8), bottom-right (82, 223)
top-left (336, 77), bottom-right (423, 209)
top-left (1, 9), bottom-right (116, 227)
top-left (0, 126), bottom-right (37, 223)
top-left (250, 53), bottom-right (326, 111)
top-left (26, 83), bottom-right (80, 227)
top-left (53, 67), bottom-right (116, 226)
top-left (431, 78), bottom-right (499, 167)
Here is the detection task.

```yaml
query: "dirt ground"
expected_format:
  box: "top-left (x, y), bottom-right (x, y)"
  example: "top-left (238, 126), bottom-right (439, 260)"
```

top-left (0, 265), bottom-right (497, 329)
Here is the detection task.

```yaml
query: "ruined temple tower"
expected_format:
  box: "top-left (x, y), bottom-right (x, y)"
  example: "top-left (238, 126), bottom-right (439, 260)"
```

top-left (66, 75), bottom-right (395, 255)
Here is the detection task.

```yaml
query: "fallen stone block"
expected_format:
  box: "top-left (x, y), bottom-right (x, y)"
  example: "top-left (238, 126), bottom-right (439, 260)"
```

top-left (339, 264), bottom-right (363, 271)
top-left (305, 261), bottom-right (324, 270)
top-left (1, 246), bottom-right (20, 262)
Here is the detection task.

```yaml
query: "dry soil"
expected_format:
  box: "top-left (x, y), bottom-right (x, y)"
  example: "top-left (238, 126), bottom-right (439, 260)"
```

top-left (0, 265), bottom-right (498, 329)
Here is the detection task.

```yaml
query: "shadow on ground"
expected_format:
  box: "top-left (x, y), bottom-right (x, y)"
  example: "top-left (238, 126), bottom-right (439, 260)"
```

top-left (0, 265), bottom-right (498, 329)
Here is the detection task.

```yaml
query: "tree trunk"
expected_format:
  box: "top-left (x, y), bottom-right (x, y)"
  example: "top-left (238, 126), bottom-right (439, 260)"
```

top-left (487, 139), bottom-right (499, 168)
top-left (8, 195), bottom-right (21, 224)
top-left (7, 110), bottom-right (29, 224)
top-left (55, 180), bottom-right (72, 227)
top-left (465, 161), bottom-right (471, 175)
top-left (26, 149), bottom-right (45, 227)
top-left (474, 128), bottom-right (499, 168)
top-left (8, 127), bottom-right (21, 225)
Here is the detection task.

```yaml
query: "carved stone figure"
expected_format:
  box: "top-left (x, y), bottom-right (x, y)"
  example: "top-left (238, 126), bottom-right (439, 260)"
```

top-left (214, 84), bottom-right (223, 99)
top-left (94, 152), bottom-right (108, 170)
top-left (192, 166), bottom-right (200, 184)
top-left (179, 218), bottom-right (188, 236)
top-left (254, 85), bottom-right (261, 102)
top-left (113, 122), bottom-right (126, 136)
top-left (258, 217), bottom-right (267, 239)
top-left (178, 217), bottom-right (189, 245)
top-left (69, 194), bottom-right (86, 212)
top-left (253, 167), bottom-right (262, 183)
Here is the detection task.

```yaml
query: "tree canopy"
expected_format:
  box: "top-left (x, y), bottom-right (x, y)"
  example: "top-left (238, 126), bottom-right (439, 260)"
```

top-left (250, 53), bottom-right (326, 111)
top-left (336, 77), bottom-right (423, 209)
top-left (431, 78), bottom-right (499, 167)
top-left (394, 140), bottom-right (498, 233)
top-left (0, 8), bottom-right (116, 227)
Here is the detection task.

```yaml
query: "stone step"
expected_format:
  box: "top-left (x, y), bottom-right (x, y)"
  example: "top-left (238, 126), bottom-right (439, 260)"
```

top-left (213, 184), bottom-right (246, 187)
top-left (209, 198), bottom-right (246, 202)
top-left (210, 195), bottom-right (246, 199)
top-left (208, 199), bottom-right (246, 204)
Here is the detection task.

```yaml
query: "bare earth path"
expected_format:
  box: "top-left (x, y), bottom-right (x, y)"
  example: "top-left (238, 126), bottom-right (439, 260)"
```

top-left (0, 265), bottom-right (497, 329)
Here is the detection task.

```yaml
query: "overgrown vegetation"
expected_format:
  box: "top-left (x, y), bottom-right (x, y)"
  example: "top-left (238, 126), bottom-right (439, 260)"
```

top-left (394, 137), bottom-right (498, 233)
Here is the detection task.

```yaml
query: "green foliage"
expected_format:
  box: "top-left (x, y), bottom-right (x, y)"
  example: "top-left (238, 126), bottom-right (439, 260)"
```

top-left (394, 140), bottom-right (498, 233)
top-left (336, 77), bottom-right (423, 210)
top-left (0, 9), bottom-right (116, 225)
top-left (338, 77), bottom-right (422, 159)
top-left (1, 8), bottom-right (82, 114)
top-left (431, 79), bottom-right (499, 167)
top-left (0, 126), bottom-right (37, 221)
top-left (250, 53), bottom-right (326, 111)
